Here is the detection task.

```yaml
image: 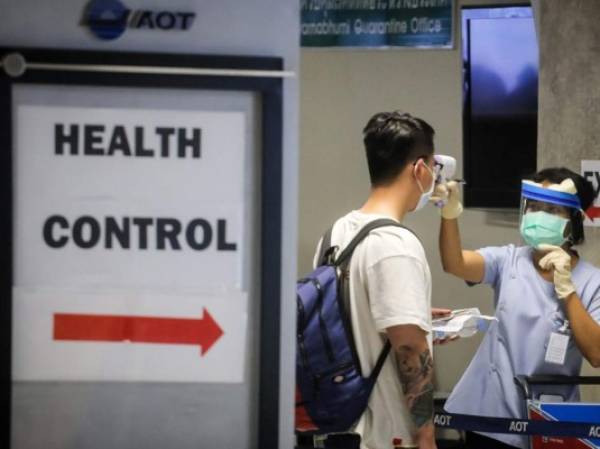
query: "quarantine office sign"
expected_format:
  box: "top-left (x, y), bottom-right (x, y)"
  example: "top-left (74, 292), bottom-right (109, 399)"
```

top-left (301, 0), bottom-right (453, 48)
top-left (13, 105), bottom-right (249, 383)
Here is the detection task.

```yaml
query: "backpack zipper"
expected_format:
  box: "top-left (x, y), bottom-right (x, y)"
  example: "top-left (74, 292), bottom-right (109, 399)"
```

top-left (297, 294), bottom-right (306, 329)
top-left (301, 277), bottom-right (336, 362)
top-left (302, 278), bottom-right (323, 326)
top-left (297, 297), bottom-right (311, 372)
top-left (317, 295), bottom-right (335, 362)
top-left (298, 336), bottom-right (310, 373)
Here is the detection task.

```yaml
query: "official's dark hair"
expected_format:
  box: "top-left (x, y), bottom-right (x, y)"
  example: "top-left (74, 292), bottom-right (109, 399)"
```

top-left (363, 111), bottom-right (435, 187)
top-left (527, 167), bottom-right (595, 245)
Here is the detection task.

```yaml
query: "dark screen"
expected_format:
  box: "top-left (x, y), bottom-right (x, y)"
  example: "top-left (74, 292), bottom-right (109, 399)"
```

top-left (463, 7), bottom-right (538, 208)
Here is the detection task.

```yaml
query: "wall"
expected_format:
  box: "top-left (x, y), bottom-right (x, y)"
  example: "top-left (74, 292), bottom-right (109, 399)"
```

top-left (299, 0), bottom-right (526, 395)
top-left (536, 0), bottom-right (600, 401)
top-left (0, 0), bottom-right (299, 448)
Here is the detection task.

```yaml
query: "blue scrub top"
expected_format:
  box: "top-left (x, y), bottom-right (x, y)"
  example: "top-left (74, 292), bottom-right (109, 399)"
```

top-left (444, 245), bottom-right (600, 449)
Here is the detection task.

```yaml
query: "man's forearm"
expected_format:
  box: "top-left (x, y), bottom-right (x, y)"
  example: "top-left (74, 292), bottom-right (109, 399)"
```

top-left (396, 345), bottom-right (434, 428)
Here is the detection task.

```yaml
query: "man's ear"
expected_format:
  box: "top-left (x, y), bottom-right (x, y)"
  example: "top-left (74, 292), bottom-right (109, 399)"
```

top-left (401, 160), bottom-right (417, 182)
top-left (412, 158), bottom-right (425, 180)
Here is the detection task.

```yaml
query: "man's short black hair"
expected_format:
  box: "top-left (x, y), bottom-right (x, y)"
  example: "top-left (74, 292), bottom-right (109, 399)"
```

top-left (363, 111), bottom-right (435, 187)
top-left (527, 167), bottom-right (595, 246)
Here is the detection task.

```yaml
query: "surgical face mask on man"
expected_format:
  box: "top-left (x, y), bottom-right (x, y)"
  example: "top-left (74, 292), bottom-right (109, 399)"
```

top-left (520, 211), bottom-right (570, 249)
top-left (413, 159), bottom-right (435, 211)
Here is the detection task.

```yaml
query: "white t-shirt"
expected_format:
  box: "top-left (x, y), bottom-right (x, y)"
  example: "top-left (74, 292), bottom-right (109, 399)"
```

top-left (313, 211), bottom-right (432, 449)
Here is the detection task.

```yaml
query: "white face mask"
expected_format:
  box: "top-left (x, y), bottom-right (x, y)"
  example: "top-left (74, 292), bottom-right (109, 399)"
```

top-left (414, 160), bottom-right (435, 211)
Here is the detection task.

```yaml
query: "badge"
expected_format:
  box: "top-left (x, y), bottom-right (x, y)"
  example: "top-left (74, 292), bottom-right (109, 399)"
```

top-left (545, 331), bottom-right (569, 365)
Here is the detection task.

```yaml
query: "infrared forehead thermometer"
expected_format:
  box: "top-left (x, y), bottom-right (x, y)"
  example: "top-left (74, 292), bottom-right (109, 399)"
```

top-left (432, 155), bottom-right (464, 207)
top-left (434, 154), bottom-right (458, 184)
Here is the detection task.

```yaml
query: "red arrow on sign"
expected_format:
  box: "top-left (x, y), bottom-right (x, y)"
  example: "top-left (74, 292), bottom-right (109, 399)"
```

top-left (53, 309), bottom-right (224, 356)
top-left (586, 206), bottom-right (600, 220)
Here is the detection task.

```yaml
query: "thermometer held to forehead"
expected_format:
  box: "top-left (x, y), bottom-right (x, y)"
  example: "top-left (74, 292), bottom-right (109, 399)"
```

top-left (433, 155), bottom-right (460, 183)
top-left (432, 155), bottom-right (466, 207)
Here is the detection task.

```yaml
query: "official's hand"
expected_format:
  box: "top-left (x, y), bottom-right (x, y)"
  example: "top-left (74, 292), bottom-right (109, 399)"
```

top-left (434, 181), bottom-right (463, 219)
top-left (538, 244), bottom-right (576, 299)
top-left (431, 308), bottom-right (459, 345)
top-left (431, 182), bottom-right (449, 205)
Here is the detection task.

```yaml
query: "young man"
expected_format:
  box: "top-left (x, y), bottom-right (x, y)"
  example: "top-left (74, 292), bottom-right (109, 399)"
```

top-left (313, 111), bottom-right (440, 449)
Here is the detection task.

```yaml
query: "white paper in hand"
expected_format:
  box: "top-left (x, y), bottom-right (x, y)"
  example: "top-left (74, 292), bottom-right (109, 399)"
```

top-left (432, 307), bottom-right (497, 339)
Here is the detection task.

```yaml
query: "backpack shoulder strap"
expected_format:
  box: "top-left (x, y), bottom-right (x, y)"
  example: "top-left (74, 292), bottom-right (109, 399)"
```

top-left (334, 218), bottom-right (418, 267)
top-left (334, 218), bottom-right (418, 382)
top-left (369, 340), bottom-right (392, 383)
top-left (316, 225), bottom-right (334, 267)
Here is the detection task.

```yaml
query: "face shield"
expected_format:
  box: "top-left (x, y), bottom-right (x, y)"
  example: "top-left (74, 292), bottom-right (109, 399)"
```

top-left (519, 179), bottom-right (581, 249)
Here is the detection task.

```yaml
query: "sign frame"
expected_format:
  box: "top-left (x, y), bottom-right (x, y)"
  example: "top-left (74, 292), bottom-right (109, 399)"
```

top-left (0, 47), bottom-right (284, 449)
top-left (300, 0), bottom-right (455, 50)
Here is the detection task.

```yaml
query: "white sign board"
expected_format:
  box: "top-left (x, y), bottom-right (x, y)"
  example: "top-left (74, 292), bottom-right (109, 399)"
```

top-left (582, 160), bottom-right (600, 227)
top-left (13, 105), bottom-right (249, 382)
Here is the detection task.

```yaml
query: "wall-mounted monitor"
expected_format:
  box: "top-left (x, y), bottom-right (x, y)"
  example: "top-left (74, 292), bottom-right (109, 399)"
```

top-left (462, 6), bottom-right (538, 208)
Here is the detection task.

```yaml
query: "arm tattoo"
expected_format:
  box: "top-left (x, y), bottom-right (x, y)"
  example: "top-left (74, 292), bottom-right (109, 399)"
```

top-left (396, 346), bottom-right (434, 429)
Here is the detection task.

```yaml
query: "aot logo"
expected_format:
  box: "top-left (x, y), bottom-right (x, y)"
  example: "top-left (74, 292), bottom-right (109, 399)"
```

top-left (509, 421), bottom-right (529, 433)
top-left (83, 0), bottom-right (129, 40)
top-left (433, 414), bottom-right (452, 426)
top-left (82, 0), bottom-right (196, 41)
